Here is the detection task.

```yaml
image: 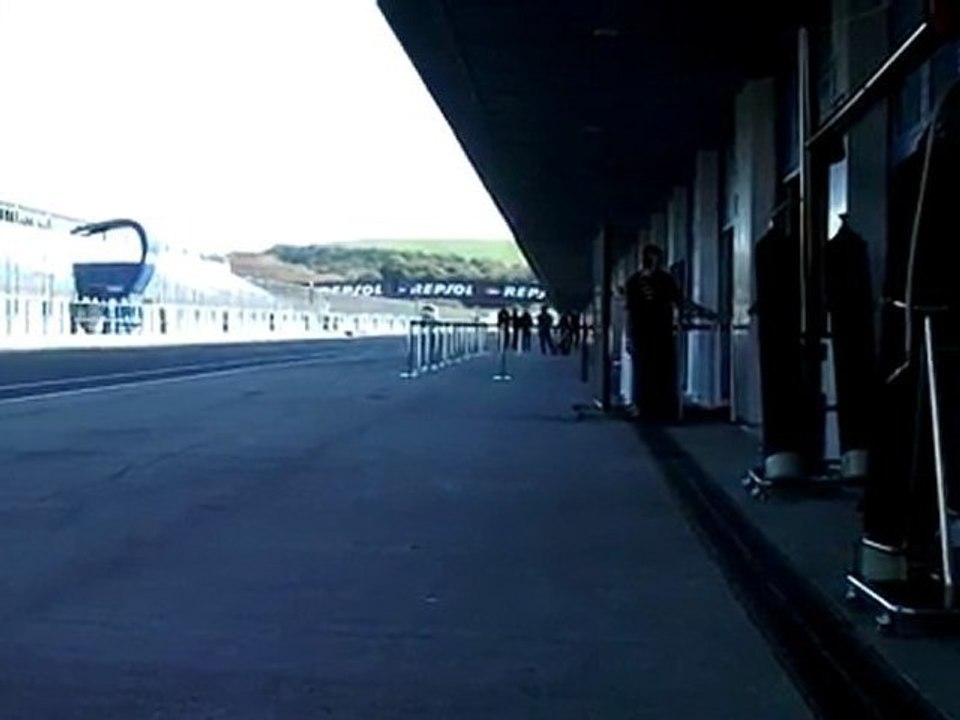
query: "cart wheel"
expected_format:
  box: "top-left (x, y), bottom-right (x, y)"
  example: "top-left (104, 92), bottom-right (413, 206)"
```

top-left (876, 612), bottom-right (895, 635)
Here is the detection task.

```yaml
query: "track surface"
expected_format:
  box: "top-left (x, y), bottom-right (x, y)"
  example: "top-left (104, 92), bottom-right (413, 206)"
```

top-left (0, 343), bottom-right (811, 718)
top-left (0, 339), bottom-right (399, 402)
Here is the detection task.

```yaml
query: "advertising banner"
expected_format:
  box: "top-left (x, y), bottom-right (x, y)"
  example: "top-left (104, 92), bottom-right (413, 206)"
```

top-left (312, 279), bottom-right (546, 304)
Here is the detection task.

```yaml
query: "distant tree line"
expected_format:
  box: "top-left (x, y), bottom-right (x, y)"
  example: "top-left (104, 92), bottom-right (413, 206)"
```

top-left (268, 244), bottom-right (535, 283)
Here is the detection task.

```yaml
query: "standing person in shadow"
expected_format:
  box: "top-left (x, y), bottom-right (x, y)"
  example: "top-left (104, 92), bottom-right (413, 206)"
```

top-left (571, 312), bottom-right (583, 349)
top-left (520, 308), bottom-right (534, 352)
top-left (625, 245), bottom-right (682, 422)
top-left (497, 306), bottom-right (512, 350)
top-left (510, 308), bottom-right (521, 351)
top-left (537, 305), bottom-right (557, 355)
top-left (558, 312), bottom-right (573, 354)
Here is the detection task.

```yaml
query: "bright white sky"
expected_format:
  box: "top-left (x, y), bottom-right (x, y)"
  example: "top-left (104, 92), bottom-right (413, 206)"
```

top-left (0, 0), bottom-right (512, 253)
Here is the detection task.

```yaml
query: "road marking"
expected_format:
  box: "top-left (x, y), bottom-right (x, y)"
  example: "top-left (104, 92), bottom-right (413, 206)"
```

top-left (0, 355), bottom-right (344, 407)
top-left (0, 351), bottom-right (337, 391)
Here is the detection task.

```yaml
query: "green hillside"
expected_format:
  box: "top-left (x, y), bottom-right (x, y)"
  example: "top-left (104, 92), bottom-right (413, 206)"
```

top-left (229, 239), bottom-right (535, 285)
top-left (338, 238), bottom-right (526, 265)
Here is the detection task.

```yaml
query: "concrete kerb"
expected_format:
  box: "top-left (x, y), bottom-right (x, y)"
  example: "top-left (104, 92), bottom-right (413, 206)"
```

top-left (633, 422), bottom-right (948, 720)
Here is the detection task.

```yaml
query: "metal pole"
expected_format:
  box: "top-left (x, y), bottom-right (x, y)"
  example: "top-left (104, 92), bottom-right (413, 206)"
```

top-left (600, 229), bottom-right (614, 411)
top-left (808, 23), bottom-right (934, 152)
top-left (799, 27), bottom-right (827, 473)
top-left (401, 321), bottom-right (417, 378)
top-left (924, 315), bottom-right (954, 608)
top-left (494, 324), bottom-right (511, 381)
top-left (799, 27), bottom-right (812, 338)
top-left (435, 324), bottom-right (442, 370)
top-left (580, 319), bottom-right (590, 383)
top-left (713, 320), bottom-right (721, 410)
top-left (437, 325), bottom-right (445, 368)
top-left (730, 324), bottom-right (739, 423)
top-left (420, 322), bottom-right (428, 373)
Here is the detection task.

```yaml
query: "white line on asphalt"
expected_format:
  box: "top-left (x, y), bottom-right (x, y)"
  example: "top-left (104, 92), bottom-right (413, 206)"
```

top-left (0, 355), bottom-right (340, 407)
top-left (0, 351), bottom-right (336, 391)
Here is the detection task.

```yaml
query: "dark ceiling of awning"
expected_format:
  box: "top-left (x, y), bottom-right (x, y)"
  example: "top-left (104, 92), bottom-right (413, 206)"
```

top-left (378, 0), bottom-right (821, 308)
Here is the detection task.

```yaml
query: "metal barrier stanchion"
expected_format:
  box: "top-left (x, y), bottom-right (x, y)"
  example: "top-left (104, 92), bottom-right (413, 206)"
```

top-left (418, 322), bottom-right (425, 372)
top-left (427, 323), bottom-right (437, 372)
top-left (493, 331), bottom-right (512, 382)
top-left (401, 321), bottom-right (501, 377)
top-left (401, 321), bottom-right (418, 378)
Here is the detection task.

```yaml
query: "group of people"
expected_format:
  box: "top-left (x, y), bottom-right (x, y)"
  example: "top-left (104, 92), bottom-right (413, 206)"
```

top-left (496, 306), bottom-right (583, 356)
top-left (490, 243), bottom-right (705, 424)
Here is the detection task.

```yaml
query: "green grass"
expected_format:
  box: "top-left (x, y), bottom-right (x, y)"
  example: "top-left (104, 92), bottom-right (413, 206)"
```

top-left (338, 238), bottom-right (525, 265)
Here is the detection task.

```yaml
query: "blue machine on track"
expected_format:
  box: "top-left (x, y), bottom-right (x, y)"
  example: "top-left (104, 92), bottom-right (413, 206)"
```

top-left (70, 219), bottom-right (157, 334)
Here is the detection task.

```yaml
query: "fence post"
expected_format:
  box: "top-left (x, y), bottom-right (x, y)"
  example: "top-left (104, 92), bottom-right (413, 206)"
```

top-left (419, 322), bottom-right (428, 374)
top-left (429, 323), bottom-right (439, 371)
top-left (401, 321), bottom-right (418, 378)
top-left (437, 324), bottom-right (446, 368)
top-left (493, 327), bottom-right (512, 381)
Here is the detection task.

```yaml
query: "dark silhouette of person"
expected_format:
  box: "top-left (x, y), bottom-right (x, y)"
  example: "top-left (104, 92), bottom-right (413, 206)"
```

top-left (510, 308), bottom-right (521, 351)
top-left (497, 307), bottom-right (511, 349)
top-left (537, 306), bottom-right (557, 355)
top-left (625, 245), bottom-right (682, 421)
top-left (520, 309), bottom-right (534, 352)
top-left (558, 312), bottom-right (574, 354)
top-left (571, 312), bottom-right (583, 348)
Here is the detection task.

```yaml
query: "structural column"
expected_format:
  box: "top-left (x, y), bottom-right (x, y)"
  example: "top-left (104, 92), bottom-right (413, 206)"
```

top-left (731, 78), bottom-right (777, 426)
top-left (689, 151), bottom-right (722, 407)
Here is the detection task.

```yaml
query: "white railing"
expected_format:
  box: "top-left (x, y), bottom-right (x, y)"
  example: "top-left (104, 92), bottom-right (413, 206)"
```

top-left (0, 292), bottom-right (411, 351)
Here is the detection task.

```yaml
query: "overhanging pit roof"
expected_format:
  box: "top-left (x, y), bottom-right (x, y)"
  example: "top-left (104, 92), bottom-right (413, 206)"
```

top-left (378, 0), bottom-right (818, 308)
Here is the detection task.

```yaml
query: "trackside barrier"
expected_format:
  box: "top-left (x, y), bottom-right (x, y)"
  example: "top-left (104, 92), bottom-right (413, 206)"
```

top-left (401, 321), bottom-right (498, 378)
top-left (492, 327), bottom-right (512, 382)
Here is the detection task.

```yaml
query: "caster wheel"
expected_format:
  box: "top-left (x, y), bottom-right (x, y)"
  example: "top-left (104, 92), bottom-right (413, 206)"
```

top-left (876, 612), bottom-right (896, 635)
